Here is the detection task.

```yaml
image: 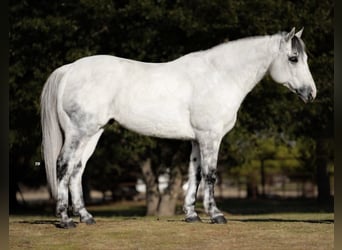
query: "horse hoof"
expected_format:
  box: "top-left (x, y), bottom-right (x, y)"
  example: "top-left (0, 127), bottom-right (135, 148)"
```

top-left (83, 217), bottom-right (96, 225)
top-left (59, 220), bottom-right (76, 229)
top-left (185, 216), bottom-right (202, 223)
top-left (211, 215), bottom-right (227, 224)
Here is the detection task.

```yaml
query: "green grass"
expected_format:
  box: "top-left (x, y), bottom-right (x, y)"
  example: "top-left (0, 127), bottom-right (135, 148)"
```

top-left (9, 200), bottom-right (334, 250)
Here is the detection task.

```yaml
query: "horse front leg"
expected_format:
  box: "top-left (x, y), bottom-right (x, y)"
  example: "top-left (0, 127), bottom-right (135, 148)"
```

top-left (184, 141), bottom-right (202, 222)
top-left (199, 136), bottom-right (227, 224)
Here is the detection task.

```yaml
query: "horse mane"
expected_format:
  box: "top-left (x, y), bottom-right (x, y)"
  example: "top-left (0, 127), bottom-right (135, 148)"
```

top-left (205, 31), bottom-right (306, 58)
top-left (207, 34), bottom-right (271, 52)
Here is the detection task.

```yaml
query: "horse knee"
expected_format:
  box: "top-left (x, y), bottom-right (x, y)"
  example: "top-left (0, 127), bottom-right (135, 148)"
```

top-left (203, 168), bottom-right (217, 185)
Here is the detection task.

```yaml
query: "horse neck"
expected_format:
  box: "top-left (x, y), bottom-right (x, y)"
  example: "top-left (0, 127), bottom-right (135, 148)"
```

top-left (205, 34), bottom-right (281, 95)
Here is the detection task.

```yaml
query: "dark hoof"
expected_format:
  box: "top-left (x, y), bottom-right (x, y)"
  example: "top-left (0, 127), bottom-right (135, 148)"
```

top-left (58, 220), bottom-right (76, 229)
top-left (185, 216), bottom-right (202, 223)
top-left (211, 215), bottom-right (227, 224)
top-left (83, 217), bottom-right (96, 225)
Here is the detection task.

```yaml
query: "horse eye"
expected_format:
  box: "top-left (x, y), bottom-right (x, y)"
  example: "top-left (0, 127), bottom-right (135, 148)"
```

top-left (288, 56), bottom-right (298, 63)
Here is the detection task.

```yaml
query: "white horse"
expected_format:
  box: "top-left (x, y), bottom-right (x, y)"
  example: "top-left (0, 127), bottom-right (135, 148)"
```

top-left (41, 28), bottom-right (316, 228)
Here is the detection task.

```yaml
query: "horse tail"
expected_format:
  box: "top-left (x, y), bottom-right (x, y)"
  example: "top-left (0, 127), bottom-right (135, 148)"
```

top-left (41, 64), bottom-right (71, 200)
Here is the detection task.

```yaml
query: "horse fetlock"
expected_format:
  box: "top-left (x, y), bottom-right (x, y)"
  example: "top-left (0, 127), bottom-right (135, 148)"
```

top-left (78, 208), bottom-right (95, 225)
top-left (183, 204), bottom-right (196, 216)
top-left (72, 205), bottom-right (85, 216)
top-left (56, 203), bottom-right (68, 217)
top-left (72, 209), bottom-right (80, 216)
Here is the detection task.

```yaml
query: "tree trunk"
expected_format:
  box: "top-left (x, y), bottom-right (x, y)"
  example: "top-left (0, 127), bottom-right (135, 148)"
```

top-left (9, 179), bottom-right (19, 212)
top-left (141, 158), bottom-right (160, 216)
top-left (246, 174), bottom-right (259, 199)
top-left (260, 159), bottom-right (266, 198)
top-left (9, 159), bottom-right (20, 212)
top-left (158, 166), bottom-right (183, 216)
top-left (315, 138), bottom-right (331, 203)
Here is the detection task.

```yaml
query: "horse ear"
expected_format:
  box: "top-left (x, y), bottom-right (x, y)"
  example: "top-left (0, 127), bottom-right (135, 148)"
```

top-left (285, 27), bottom-right (296, 42)
top-left (295, 27), bottom-right (304, 38)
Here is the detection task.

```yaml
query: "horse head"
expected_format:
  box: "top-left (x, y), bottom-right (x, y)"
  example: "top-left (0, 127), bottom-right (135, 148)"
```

top-left (269, 27), bottom-right (317, 103)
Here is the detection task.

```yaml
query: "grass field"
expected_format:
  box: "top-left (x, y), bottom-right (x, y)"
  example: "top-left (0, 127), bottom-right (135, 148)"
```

top-left (9, 199), bottom-right (334, 250)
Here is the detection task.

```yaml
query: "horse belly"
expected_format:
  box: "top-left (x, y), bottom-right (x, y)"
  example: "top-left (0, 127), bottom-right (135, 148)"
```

top-left (112, 79), bottom-right (195, 140)
top-left (114, 100), bottom-right (196, 140)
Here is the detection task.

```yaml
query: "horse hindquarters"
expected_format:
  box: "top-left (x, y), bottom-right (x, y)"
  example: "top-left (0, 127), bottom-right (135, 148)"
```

top-left (42, 64), bottom-right (105, 228)
top-left (55, 122), bottom-right (105, 228)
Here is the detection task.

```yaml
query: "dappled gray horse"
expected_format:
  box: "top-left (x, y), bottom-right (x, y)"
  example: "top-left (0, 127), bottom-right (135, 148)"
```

top-left (41, 28), bottom-right (316, 228)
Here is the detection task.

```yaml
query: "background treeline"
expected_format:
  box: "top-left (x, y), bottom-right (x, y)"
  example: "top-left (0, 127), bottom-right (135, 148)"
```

top-left (9, 0), bottom-right (333, 214)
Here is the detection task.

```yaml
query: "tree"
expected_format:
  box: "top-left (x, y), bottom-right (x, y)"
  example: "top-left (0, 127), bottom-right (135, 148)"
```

top-left (140, 139), bottom-right (189, 216)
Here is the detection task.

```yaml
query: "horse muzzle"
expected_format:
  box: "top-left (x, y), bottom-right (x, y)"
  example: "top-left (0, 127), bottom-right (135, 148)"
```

top-left (296, 86), bottom-right (316, 103)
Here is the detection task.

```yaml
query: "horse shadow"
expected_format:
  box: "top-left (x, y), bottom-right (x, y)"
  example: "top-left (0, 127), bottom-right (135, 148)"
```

top-left (17, 219), bottom-right (69, 228)
top-left (11, 197), bottom-right (334, 227)
top-left (16, 216), bottom-right (333, 229)
top-left (228, 218), bottom-right (334, 224)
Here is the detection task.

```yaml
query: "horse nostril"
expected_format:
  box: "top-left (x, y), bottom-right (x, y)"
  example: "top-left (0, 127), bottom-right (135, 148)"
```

top-left (308, 90), bottom-right (316, 102)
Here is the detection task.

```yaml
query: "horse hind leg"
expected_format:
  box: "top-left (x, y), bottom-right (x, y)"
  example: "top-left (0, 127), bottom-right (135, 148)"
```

top-left (184, 141), bottom-right (202, 222)
top-left (56, 130), bottom-right (95, 228)
top-left (56, 135), bottom-right (83, 228)
top-left (69, 129), bottom-right (103, 225)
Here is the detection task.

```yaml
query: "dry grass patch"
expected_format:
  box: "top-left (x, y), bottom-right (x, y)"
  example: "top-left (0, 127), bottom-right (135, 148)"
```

top-left (10, 212), bottom-right (333, 250)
